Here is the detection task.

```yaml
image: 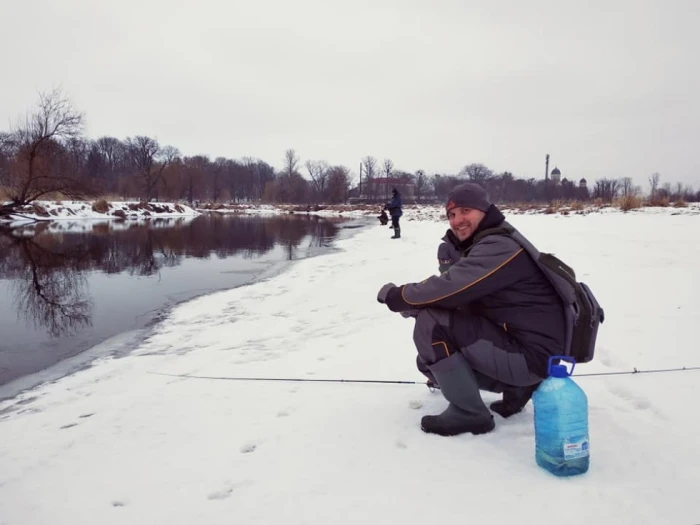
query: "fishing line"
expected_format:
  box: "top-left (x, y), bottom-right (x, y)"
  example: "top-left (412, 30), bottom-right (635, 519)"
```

top-left (149, 365), bottom-right (700, 385)
top-left (149, 372), bottom-right (423, 384)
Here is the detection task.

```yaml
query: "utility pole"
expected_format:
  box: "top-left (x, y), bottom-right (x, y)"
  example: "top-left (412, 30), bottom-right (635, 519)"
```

top-left (545, 153), bottom-right (550, 204)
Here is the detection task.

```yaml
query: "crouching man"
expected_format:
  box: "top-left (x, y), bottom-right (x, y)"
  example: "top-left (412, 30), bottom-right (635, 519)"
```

top-left (377, 183), bottom-right (566, 436)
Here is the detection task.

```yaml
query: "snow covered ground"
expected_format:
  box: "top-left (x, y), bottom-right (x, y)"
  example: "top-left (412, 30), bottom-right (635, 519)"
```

top-left (0, 200), bottom-right (200, 229)
top-left (1, 205), bottom-right (700, 524)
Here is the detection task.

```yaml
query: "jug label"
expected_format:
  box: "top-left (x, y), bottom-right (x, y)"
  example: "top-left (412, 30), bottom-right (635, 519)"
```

top-left (563, 435), bottom-right (589, 460)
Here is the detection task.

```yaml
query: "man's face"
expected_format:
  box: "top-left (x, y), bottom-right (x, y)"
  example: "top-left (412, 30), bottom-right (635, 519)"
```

top-left (448, 207), bottom-right (486, 242)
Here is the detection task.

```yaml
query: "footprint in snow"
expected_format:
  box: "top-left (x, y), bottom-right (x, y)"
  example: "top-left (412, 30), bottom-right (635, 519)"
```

top-left (240, 443), bottom-right (257, 454)
top-left (207, 481), bottom-right (253, 501)
top-left (112, 500), bottom-right (127, 507)
top-left (207, 488), bottom-right (233, 500)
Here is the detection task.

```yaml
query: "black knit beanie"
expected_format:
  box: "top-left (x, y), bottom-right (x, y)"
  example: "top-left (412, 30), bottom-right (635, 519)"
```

top-left (445, 183), bottom-right (491, 214)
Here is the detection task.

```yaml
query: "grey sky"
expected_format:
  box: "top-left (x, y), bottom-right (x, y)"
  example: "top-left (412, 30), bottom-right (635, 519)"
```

top-left (2, 0), bottom-right (699, 190)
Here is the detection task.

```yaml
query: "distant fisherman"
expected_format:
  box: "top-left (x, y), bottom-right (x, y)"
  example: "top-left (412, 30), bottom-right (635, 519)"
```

top-left (384, 188), bottom-right (403, 239)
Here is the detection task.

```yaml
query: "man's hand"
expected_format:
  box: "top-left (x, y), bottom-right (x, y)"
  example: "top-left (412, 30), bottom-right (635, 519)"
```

top-left (377, 282), bottom-right (397, 304)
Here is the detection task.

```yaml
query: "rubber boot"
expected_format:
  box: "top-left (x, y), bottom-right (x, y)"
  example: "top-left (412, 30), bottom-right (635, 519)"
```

top-left (391, 227), bottom-right (401, 239)
top-left (421, 353), bottom-right (495, 436)
top-left (489, 383), bottom-right (541, 418)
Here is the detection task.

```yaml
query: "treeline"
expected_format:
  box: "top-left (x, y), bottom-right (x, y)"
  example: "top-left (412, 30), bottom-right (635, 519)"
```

top-left (1, 89), bottom-right (697, 210)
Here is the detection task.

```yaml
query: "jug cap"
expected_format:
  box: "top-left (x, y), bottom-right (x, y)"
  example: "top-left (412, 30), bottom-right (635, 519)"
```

top-left (550, 364), bottom-right (569, 378)
top-left (548, 355), bottom-right (576, 377)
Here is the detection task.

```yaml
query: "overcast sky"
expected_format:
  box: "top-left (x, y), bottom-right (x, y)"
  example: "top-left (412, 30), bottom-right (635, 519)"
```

top-left (2, 0), bottom-right (698, 189)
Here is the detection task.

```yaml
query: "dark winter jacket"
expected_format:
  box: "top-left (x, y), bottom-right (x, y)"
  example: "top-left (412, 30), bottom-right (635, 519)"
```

top-left (384, 205), bottom-right (566, 378)
top-left (386, 192), bottom-right (403, 218)
top-left (437, 232), bottom-right (462, 274)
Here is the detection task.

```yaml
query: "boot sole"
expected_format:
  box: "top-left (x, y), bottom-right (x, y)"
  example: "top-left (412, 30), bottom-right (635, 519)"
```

top-left (420, 417), bottom-right (495, 436)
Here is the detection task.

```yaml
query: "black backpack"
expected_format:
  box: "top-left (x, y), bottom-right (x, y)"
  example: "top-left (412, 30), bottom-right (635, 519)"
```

top-left (474, 222), bottom-right (605, 364)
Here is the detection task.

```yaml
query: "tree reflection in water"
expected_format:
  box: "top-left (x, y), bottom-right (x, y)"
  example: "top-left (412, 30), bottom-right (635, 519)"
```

top-left (2, 224), bottom-right (93, 337)
top-left (0, 213), bottom-right (347, 339)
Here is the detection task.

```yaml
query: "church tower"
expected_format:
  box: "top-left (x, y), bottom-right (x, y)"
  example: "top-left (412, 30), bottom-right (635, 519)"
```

top-left (550, 166), bottom-right (561, 184)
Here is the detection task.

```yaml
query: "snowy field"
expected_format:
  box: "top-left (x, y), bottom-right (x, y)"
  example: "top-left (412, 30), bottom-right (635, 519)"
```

top-left (1, 206), bottom-right (699, 524)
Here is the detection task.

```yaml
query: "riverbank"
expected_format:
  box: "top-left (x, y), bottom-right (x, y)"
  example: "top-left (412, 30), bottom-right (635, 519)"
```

top-left (0, 212), bottom-right (370, 401)
top-left (2, 198), bottom-right (699, 229)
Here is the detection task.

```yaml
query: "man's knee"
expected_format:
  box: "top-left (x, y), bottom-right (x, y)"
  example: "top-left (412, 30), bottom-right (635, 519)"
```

top-left (413, 309), bottom-right (450, 348)
top-left (413, 309), bottom-right (457, 366)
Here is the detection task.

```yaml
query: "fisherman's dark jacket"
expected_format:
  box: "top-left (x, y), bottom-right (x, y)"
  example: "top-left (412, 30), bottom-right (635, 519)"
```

top-left (384, 205), bottom-right (566, 378)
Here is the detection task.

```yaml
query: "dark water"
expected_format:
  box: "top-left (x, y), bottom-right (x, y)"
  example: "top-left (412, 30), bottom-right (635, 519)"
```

top-left (0, 213), bottom-right (366, 398)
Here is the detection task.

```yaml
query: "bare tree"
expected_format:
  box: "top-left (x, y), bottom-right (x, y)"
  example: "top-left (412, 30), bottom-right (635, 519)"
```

top-left (414, 170), bottom-right (428, 202)
top-left (65, 136), bottom-right (90, 175)
top-left (211, 157), bottom-right (227, 202)
top-left (326, 165), bottom-right (352, 204)
top-left (649, 172), bottom-right (660, 199)
top-left (0, 132), bottom-right (12, 190)
top-left (270, 149), bottom-right (308, 203)
top-left (96, 136), bottom-right (124, 174)
top-left (681, 184), bottom-right (696, 201)
top-left (240, 157), bottom-right (275, 201)
top-left (1, 88), bottom-right (97, 217)
top-left (182, 155), bottom-right (210, 205)
top-left (383, 158), bottom-right (394, 200)
top-left (459, 163), bottom-right (494, 184)
top-left (619, 177), bottom-right (640, 198)
top-left (124, 136), bottom-right (179, 201)
top-left (361, 156), bottom-right (378, 199)
top-left (90, 136), bottom-right (126, 194)
top-left (593, 178), bottom-right (620, 202)
top-left (305, 160), bottom-right (329, 200)
top-left (125, 136), bottom-right (157, 198)
top-left (432, 173), bottom-right (462, 201)
top-left (283, 149), bottom-right (299, 177)
top-left (674, 182), bottom-right (684, 201)
top-left (658, 182), bottom-right (672, 199)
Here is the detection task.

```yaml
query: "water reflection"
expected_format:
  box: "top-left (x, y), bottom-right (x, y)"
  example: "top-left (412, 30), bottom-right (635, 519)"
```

top-left (0, 213), bottom-right (347, 341)
top-left (2, 230), bottom-right (93, 338)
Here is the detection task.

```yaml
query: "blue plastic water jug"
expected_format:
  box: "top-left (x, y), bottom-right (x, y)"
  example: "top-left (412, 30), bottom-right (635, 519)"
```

top-left (532, 356), bottom-right (589, 476)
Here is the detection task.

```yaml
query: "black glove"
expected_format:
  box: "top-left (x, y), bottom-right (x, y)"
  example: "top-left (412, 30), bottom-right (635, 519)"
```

top-left (377, 282), bottom-right (396, 304)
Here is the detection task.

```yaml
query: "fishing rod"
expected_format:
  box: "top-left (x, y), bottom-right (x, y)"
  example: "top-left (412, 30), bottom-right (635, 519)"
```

top-left (150, 365), bottom-right (700, 385)
top-left (575, 365), bottom-right (700, 377)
